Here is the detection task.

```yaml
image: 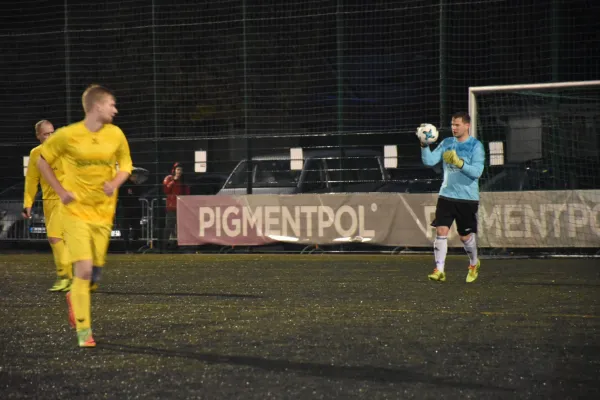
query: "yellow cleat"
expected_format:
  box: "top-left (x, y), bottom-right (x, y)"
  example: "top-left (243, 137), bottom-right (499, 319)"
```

top-left (61, 279), bottom-right (72, 292)
top-left (466, 259), bottom-right (481, 283)
top-left (90, 282), bottom-right (98, 293)
top-left (428, 268), bottom-right (446, 282)
top-left (49, 278), bottom-right (71, 292)
top-left (77, 328), bottom-right (96, 348)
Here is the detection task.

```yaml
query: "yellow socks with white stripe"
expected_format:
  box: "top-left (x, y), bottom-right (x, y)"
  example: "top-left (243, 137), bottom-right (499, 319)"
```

top-left (463, 234), bottom-right (478, 266)
top-left (71, 277), bottom-right (92, 331)
top-left (50, 240), bottom-right (72, 279)
top-left (434, 236), bottom-right (448, 272)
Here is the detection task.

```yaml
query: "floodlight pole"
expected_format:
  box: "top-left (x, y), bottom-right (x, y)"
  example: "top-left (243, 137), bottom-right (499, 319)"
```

top-left (64, 0), bottom-right (71, 123)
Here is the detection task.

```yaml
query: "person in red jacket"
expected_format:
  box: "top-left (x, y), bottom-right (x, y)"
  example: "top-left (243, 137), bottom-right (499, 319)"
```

top-left (161, 162), bottom-right (190, 252)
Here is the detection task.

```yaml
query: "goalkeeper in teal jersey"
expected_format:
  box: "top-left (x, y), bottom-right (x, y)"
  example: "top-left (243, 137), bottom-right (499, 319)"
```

top-left (420, 112), bottom-right (485, 283)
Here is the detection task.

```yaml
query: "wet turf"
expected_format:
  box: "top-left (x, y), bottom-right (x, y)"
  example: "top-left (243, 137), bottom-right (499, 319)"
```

top-left (1, 254), bottom-right (599, 399)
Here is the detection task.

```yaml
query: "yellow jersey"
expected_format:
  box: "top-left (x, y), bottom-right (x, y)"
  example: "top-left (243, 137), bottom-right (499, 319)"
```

top-left (40, 121), bottom-right (133, 224)
top-left (24, 145), bottom-right (65, 208)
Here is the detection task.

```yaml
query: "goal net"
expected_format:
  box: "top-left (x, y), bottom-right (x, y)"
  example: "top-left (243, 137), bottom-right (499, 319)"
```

top-left (469, 80), bottom-right (600, 253)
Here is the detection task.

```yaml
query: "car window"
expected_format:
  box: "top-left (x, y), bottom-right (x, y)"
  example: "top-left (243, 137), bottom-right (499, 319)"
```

top-left (524, 166), bottom-right (576, 191)
top-left (0, 183), bottom-right (32, 200)
top-left (325, 156), bottom-right (384, 185)
top-left (390, 166), bottom-right (442, 193)
top-left (481, 167), bottom-right (524, 192)
top-left (483, 163), bottom-right (571, 192)
top-left (302, 159), bottom-right (327, 192)
top-left (225, 160), bottom-right (301, 188)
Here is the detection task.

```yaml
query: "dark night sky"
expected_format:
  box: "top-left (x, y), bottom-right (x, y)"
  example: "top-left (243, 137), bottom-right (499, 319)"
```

top-left (0, 0), bottom-right (598, 183)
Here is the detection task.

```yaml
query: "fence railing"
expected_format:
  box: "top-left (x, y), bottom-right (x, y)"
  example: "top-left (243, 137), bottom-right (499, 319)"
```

top-left (0, 198), bottom-right (159, 245)
top-left (0, 199), bottom-right (43, 240)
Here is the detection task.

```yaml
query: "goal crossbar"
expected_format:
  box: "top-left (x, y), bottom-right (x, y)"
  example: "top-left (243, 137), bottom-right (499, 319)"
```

top-left (468, 80), bottom-right (600, 137)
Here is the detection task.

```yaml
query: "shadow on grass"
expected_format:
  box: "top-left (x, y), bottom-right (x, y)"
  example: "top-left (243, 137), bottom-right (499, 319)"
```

top-left (98, 291), bottom-right (263, 299)
top-left (99, 342), bottom-right (513, 391)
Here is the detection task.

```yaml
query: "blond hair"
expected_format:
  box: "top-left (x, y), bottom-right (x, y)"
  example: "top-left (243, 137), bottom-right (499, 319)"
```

top-left (81, 84), bottom-right (114, 113)
top-left (34, 119), bottom-right (52, 136)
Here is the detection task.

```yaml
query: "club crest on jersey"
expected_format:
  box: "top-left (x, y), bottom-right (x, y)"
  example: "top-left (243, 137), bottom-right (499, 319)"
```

top-left (92, 137), bottom-right (99, 145)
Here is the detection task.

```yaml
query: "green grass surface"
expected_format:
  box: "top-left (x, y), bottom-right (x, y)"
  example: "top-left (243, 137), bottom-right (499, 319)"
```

top-left (1, 254), bottom-right (599, 399)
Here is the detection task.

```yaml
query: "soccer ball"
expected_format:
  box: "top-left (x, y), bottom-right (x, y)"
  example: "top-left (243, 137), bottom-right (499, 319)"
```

top-left (416, 123), bottom-right (439, 145)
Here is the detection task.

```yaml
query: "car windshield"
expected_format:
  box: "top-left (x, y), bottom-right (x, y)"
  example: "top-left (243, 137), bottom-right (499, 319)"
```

top-left (389, 166), bottom-right (443, 193)
top-left (225, 160), bottom-right (302, 188)
top-left (323, 156), bottom-right (385, 183)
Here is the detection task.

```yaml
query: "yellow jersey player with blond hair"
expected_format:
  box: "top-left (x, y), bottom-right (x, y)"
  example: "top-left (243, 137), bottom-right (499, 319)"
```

top-left (23, 120), bottom-right (72, 291)
top-left (37, 84), bottom-right (132, 348)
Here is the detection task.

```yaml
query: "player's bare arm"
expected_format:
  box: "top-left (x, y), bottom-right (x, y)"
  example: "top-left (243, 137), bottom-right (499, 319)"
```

top-left (103, 171), bottom-right (131, 196)
top-left (37, 156), bottom-right (75, 205)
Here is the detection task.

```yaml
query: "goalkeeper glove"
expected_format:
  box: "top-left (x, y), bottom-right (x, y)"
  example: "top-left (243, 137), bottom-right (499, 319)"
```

top-left (443, 150), bottom-right (464, 169)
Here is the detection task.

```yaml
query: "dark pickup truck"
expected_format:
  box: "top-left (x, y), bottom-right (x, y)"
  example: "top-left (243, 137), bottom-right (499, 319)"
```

top-left (217, 149), bottom-right (442, 195)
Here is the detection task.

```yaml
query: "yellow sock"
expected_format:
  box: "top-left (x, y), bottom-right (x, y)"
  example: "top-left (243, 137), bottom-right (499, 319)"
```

top-left (50, 240), bottom-right (72, 279)
top-left (71, 277), bottom-right (92, 331)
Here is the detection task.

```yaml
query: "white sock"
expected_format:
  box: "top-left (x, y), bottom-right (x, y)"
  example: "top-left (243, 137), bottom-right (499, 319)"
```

top-left (463, 234), bottom-right (478, 266)
top-left (434, 236), bottom-right (448, 272)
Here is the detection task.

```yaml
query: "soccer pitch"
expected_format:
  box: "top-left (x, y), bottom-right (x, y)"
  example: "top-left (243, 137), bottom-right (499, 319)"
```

top-left (1, 254), bottom-right (599, 399)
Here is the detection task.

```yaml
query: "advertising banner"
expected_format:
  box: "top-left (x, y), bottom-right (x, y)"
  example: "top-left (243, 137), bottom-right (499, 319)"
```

top-left (177, 191), bottom-right (600, 248)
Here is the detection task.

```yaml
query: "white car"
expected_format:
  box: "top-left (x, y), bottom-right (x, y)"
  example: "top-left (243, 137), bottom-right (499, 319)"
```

top-left (0, 182), bottom-right (43, 240)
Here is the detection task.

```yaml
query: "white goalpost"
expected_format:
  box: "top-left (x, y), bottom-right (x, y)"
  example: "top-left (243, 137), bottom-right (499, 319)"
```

top-left (468, 80), bottom-right (600, 139)
top-left (467, 80), bottom-right (600, 254)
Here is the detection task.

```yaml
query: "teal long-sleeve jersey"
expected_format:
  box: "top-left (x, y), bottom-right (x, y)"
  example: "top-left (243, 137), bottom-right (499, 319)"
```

top-left (421, 136), bottom-right (485, 201)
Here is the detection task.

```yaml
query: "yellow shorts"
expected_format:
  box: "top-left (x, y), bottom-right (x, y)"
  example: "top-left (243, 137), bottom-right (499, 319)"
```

top-left (43, 199), bottom-right (64, 239)
top-left (62, 213), bottom-right (112, 266)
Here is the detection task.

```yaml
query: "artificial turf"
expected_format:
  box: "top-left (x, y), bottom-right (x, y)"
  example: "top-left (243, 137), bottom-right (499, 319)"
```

top-left (1, 254), bottom-right (599, 399)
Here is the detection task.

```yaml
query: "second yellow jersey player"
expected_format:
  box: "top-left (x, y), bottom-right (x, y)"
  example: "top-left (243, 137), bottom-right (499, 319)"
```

top-left (25, 145), bottom-right (63, 236)
top-left (23, 120), bottom-right (72, 291)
